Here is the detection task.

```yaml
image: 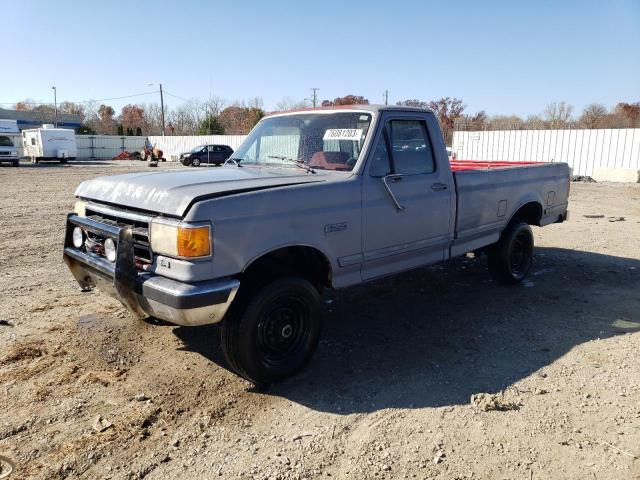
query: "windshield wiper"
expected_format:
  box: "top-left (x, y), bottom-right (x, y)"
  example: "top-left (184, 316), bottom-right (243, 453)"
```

top-left (267, 155), bottom-right (316, 174)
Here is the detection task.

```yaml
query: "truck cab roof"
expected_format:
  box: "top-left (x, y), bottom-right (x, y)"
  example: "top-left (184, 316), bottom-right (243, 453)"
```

top-left (267, 104), bottom-right (433, 117)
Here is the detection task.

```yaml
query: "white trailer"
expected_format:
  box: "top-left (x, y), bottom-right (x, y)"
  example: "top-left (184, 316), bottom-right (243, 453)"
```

top-left (0, 119), bottom-right (20, 166)
top-left (22, 125), bottom-right (77, 163)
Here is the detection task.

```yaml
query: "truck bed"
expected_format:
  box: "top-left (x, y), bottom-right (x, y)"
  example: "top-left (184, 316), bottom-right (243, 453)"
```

top-left (449, 160), bottom-right (570, 257)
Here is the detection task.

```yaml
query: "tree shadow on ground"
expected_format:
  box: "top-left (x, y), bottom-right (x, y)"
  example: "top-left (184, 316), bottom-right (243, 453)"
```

top-left (173, 247), bottom-right (640, 414)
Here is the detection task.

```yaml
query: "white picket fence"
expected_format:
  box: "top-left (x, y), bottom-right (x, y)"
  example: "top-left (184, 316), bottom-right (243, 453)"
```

top-left (452, 128), bottom-right (640, 177)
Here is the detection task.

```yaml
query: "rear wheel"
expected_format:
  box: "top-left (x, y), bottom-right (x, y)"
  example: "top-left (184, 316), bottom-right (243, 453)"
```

top-left (488, 221), bottom-right (534, 284)
top-left (192, 157), bottom-right (200, 167)
top-left (221, 276), bottom-right (321, 385)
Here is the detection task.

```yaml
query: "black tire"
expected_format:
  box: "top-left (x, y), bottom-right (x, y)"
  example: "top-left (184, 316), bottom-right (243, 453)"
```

top-left (221, 276), bottom-right (321, 385)
top-left (60, 158), bottom-right (68, 164)
top-left (12, 160), bottom-right (18, 167)
top-left (191, 157), bottom-right (200, 167)
top-left (487, 221), bottom-right (534, 284)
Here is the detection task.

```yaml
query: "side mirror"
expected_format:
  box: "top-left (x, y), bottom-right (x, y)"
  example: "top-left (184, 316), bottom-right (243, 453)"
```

top-left (382, 174), bottom-right (404, 211)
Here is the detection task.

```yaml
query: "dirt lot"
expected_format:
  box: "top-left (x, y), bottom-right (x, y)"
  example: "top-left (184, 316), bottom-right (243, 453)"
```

top-left (0, 161), bottom-right (639, 480)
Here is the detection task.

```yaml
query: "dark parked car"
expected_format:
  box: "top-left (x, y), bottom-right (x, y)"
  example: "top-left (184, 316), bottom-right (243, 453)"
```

top-left (179, 144), bottom-right (234, 167)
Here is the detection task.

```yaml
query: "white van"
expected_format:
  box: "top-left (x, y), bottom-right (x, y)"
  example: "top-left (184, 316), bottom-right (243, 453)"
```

top-left (22, 125), bottom-right (77, 163)
top-left (0, 119), bottom-right (20, 167)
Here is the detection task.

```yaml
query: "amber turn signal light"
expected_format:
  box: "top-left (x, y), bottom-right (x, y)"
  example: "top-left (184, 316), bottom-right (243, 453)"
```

top-left (177, 225), bottom-right (211, 257)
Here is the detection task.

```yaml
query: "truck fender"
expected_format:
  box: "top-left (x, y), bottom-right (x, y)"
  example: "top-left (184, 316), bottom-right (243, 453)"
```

top-left (241, 243), bottom-right (334, 288)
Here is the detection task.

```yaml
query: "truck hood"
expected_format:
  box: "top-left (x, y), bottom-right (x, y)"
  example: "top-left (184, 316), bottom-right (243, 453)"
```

top-left (75, 166), bottom-right (326, 217)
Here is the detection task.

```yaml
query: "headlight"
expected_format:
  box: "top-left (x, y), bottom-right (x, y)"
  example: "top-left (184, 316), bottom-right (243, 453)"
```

top-left (74, 200), bottom-right (86, 217)
top-left (104, 238), bottom-right (117, 262)
top-left (72, 227), bottom-right (84, 248)
top-left (150, 220), bottom-right (211, 258)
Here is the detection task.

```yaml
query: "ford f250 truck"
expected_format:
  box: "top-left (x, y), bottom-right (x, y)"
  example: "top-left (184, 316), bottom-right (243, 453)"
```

top-left (63, 105), bottom-right (569, 385)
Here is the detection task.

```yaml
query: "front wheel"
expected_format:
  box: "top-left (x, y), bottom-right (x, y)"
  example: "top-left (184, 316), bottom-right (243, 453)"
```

top-left (487, 221), bottom-right (534, 284)
top-left (221, 277), bottom-right (321, 385)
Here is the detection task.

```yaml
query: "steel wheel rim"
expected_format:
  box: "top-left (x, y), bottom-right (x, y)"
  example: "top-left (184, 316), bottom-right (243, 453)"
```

top-left (257, 295), bottom-right (309, 367)
top-left (510, 231), bottom-right (532, 277)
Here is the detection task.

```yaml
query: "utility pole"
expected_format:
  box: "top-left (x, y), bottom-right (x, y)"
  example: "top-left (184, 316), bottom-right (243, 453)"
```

top-left (311, 88), bottom-right (319, 108)
top-left (383, 90), bottom-right (389, 106)
top-left (159, 83), bottom-right (166, 136)
top-left (52, 86), bottom-right (57, 127)
top-left (148, 82), bottom-right (166, 135)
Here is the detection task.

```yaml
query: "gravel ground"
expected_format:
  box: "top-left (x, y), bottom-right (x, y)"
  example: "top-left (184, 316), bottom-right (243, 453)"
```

top-left (0, 160), bottom-right (639, 480)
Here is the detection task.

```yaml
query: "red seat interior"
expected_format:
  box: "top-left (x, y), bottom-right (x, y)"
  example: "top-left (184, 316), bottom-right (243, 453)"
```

top-left (309, 151), bottom-right (350, 170)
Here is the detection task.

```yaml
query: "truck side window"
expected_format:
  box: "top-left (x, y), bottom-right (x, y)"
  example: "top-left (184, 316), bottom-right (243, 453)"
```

top-left (369, 119), bottom-right (436, 176)
top-left (389, 120), bottom-right (435, 175)
top-left (369, 135), bottom-right (391, 177)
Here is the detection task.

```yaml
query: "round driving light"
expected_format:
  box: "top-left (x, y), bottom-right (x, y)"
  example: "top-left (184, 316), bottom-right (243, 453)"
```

top-left (104, 238), bottom-right (117, 262)
top-left (72, 227), bottom-right (84, 248)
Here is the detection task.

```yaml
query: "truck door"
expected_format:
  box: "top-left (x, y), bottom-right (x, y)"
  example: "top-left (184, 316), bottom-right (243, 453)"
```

top-left (361, 113), bottom-right (453, 280)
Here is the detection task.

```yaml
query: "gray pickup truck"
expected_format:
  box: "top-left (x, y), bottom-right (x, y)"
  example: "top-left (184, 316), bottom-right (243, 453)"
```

top-left (63, 105), bottom-right (569, 384)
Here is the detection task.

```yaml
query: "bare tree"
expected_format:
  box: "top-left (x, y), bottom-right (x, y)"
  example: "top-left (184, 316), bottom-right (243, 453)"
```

top-left (427, 97), bottom-right (465, 144)
top-left (13, 99), bottom-right (37, 111)
top-left (201, 96), bottom-right (226, 118)
top-left (274, 97), bottom-right (309, 112)
top-left (141, 103), bottom-right (164, 135)
top-left (579, 103), bottom-right (607, 129)
top-left (543, 101), bottom-right (573, 128)
top-left (396, 99), bottom-right (429, 108)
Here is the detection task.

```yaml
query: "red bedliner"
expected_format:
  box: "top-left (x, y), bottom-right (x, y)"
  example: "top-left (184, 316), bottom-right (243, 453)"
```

top-left (450, 160), bottom-right (544, 171)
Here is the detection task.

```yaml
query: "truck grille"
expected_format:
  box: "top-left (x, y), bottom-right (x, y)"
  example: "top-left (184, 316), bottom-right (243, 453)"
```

top-left (85, 204), bottom-right (153, 263)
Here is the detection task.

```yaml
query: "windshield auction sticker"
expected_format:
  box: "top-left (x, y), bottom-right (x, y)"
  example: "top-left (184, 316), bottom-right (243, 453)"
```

top-left (323, 129), bottom-right (363, 141)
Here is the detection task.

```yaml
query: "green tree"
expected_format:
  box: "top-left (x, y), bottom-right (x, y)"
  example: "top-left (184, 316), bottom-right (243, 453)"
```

top-left (197, 115), bottom-right (225, 135)
top-left (117, 124), bottom-right (124, 135)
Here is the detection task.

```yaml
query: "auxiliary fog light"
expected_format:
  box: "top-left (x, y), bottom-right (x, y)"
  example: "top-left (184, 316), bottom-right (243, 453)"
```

top-left (104, 238), bottom-right (117, 263)
top-left (72, 227), bottom-right (84, 248)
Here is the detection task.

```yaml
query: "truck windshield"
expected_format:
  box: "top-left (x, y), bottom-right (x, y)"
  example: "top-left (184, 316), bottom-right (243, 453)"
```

top-left (231, 112), bottom-right (372, 171)
top-left (0, 136), bottom-right (14, 147)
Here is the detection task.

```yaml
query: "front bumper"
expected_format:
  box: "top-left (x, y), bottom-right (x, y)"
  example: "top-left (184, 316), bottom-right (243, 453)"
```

top-left (63, 214), bottom-right (239, 326)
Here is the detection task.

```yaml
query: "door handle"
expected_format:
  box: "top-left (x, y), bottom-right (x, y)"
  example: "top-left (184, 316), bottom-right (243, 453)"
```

top-left (431, 183), bottom-right (448, 191)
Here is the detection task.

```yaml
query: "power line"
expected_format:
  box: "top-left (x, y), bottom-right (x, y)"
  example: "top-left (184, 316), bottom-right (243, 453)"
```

top-left (0, 91), bottom-right (157, 106)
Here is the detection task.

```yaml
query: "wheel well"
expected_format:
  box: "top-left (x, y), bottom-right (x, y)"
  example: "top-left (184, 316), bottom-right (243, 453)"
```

top-left (242, 246), bottom-right (332, 290)
top-left (511, 201), bottom-right (542, 227)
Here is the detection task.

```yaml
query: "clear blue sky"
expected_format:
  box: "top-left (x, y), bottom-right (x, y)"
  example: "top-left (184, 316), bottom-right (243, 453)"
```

top-left (2, 0), bottom-right (639, 117)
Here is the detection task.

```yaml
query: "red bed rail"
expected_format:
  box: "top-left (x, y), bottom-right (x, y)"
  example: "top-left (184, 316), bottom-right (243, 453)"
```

top-left (449, 160), bottom-right (544, 171)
